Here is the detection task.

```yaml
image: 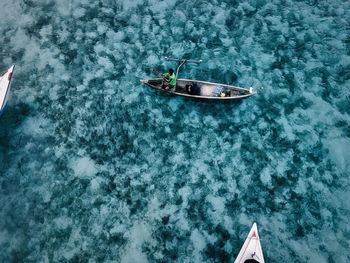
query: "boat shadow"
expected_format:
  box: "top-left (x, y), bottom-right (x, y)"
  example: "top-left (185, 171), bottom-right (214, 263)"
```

top-left (0, 103), bottom-right (31, 134)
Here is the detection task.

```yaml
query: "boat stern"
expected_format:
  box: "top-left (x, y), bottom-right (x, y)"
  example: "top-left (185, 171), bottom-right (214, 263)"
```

top-left (249, 87), bottom-right (257, 95)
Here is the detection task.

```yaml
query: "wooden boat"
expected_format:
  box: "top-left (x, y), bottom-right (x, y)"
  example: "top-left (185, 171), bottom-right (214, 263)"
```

top-left (141, 78), bottom-right (255, 100)
top-left (234, 223), bottom-right (265, 263)
top-left (141, 57), bottom-right (256, 100)
top-left (0, 65), bottom-right (15, 115)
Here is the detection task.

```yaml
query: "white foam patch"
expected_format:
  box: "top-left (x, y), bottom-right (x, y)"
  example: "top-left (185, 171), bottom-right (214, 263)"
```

top-left (294, 182), bottom-right (307, 201)
top-left (54, 216), bottom-right (72, 230)
top-left (120, 0), bottom-right (144, 11)
top-left (69, 156), bottom-right (98, 178)
top-left (178, 186), bottom-right (192, 208)
top-left (260, 167), bottom-right (272, 188)
top-left (35, 185), bottom-right (53, 203)
top-left (145, 197), bottom-right (162, 220)
top-left (146, 54), bottom-right (159, 66)
top-left (324, 138), bottom-right (350, 171)
top-left (20, 116), bottom-right (54, 136)
top-left (90, 177), bottom-right (103, 193)
top-left (73, 8), bottom-right (85, 19)
top-left (190, 229), bottom-right (206, 262)
top-left (278, 115), bottom-right (296, 141)
top-left (340, 55), bottom-right (350, 67)
top-left (120, 222), bottom-right (151, 263)
top-left (56, 0), bottom-right (74, 16)
top-left (147, 0), bottom-right (175, 15)
top-left (206, 195), bottom-right (225, 215)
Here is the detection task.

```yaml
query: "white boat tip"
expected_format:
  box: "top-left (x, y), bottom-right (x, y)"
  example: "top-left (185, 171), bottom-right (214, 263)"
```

top-left (252, 222), bottom-right (258, 232)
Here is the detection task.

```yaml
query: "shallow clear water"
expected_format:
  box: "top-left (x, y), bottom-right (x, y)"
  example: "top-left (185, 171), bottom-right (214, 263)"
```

top-left (0, 0), bottom-right (350, 262)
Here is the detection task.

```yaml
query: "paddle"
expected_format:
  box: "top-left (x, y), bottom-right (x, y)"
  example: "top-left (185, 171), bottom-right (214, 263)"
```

top-left (151, 69), bottom-right (163, 77)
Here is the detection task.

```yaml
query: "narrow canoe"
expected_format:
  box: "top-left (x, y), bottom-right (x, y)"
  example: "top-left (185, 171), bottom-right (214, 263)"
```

top-left (141, 78), bottom-right (256, 100)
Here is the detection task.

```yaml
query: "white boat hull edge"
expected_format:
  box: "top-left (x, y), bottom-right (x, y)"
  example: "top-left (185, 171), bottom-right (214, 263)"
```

top-left (0, 65), bottom-right (15, 113)
top-left (234, 223), bottom-right (265, 263)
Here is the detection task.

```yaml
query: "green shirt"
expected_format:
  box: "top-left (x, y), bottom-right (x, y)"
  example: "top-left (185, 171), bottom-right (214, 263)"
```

top-left (164, 72), bottom-right (176, 86)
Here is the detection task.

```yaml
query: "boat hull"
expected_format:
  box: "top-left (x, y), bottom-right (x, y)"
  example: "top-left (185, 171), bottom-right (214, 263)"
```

top-left (234, 223), bottom-right (265, 263)
top-left (0, 65), bottom-right (15, 114)
top-left (141, 78), bottom-right (256, 100)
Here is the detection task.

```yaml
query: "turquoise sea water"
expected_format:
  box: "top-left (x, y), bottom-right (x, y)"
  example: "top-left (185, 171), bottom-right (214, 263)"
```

top-left (0, 0), bottom-right (350, 262)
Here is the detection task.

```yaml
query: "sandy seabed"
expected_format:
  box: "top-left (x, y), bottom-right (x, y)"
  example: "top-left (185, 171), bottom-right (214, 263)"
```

top-left (0, 0), bottom-right (350, 262)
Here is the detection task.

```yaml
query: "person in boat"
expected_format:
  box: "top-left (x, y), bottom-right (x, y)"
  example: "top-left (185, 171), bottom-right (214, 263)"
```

top-left (162, 68), bottom-right (176, 90)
